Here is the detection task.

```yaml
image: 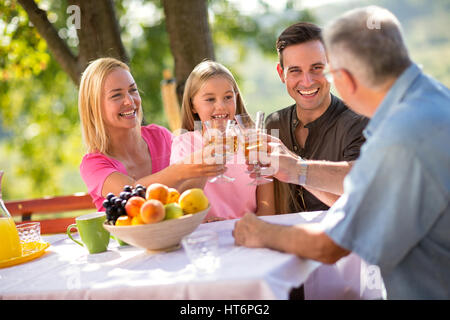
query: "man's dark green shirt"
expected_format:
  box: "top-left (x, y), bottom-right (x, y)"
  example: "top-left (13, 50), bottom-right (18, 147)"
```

top-left (266, 94), bottom-right (369, 212)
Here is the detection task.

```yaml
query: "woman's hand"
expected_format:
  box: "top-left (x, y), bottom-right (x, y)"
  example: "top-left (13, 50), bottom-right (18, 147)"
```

top-left (174, 143), bottom-right (228, 180)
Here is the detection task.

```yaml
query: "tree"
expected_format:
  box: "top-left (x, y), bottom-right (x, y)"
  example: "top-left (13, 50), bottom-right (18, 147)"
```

top-left (18, 0), bottom-right (216, 103)
top-left (162, 0), bottom-right (215, 103)
top-left (18, 0), bottom-right (128, 85)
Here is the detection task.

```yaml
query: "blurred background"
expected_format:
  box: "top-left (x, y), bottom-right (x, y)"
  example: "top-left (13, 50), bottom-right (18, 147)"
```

top-left (1, 0), bottom-right (449, 201)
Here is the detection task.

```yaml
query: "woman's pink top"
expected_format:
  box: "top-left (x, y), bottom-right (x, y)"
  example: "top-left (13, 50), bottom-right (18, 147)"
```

top-left (170, 130), bottom-right (257, 220)
top-left (80, 124), bottom-right (173, 211)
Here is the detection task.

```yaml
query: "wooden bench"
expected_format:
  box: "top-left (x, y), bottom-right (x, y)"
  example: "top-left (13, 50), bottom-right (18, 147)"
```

top-left (5, 193), bottom-right (96, 234)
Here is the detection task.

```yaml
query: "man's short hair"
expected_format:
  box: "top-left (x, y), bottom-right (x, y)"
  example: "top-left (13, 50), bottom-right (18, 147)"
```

top-left (276, 22), bottom-right (323, 69)
top-left (323, 6), bottom-right (411, 88)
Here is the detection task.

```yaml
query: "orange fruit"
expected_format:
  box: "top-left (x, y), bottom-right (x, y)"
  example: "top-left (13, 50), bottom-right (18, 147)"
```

top-left (167, 188), bottom-right (180, 204)
top-left (140, 199), bottom-right (165, 224)
top-left (131, 215), bottom-right (145, 225)
top-left (125, 196), bottom-right (145, 217)
top-left (145, 183), bottom-right (170, 204)
top-left (115, 215), bottom-right (132, 226)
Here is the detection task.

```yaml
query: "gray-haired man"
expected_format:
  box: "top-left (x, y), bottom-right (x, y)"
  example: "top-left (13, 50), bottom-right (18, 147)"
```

top-left (233, 6), bottom-right (450, 299)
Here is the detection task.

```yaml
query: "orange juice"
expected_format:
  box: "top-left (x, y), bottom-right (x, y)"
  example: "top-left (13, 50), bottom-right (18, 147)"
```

top-left (211, 135), bottom-right (238, 154)
top-left (228, 135), bottom-right (238, 153)
top-left (0, 217), bottom-right (22, 260)
top-left (244, 138), bottom-right (263, 161)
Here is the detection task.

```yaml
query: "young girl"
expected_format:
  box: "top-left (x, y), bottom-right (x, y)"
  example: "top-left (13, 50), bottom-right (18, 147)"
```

top-left (170, 60), bottom-right (275, 220)
top-left (78, 57), bottom-right (225, 211)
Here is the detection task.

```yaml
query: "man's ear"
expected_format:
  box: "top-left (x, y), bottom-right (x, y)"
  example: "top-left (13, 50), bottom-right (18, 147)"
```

top-left (341, 69), bottom-right (357, 94)
top-left (276, 63), bottom-right (285, 84)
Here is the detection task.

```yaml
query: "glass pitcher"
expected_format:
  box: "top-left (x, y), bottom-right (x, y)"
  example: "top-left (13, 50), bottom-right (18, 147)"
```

top-left (0, 170), bottom-right (22, 260)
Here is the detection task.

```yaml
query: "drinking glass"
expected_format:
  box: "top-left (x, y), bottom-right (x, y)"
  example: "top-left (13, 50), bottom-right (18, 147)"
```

top-left (234, 112), bottom-right (273, 185)
top-left (16, 222), bottom-right (41, 253)
top-left (182, 230), bottom-right (220, 274)
top-left (203, 119), bottom-right (237, 183)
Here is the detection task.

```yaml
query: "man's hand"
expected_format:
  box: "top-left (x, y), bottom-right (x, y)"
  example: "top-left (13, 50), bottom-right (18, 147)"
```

top-left (232, 212), bottom-right (268, 248)
top-left (234, 212), bottom-right (351, 264)
top-left (203, 216), bottom-right (226, 223)
top-left (246, 133), bottom-right (304, 185)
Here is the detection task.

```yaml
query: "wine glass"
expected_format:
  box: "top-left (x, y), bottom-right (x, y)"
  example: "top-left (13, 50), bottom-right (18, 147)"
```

top-left (203, 119), bottom-right (237, 183)
top-left (234, 112), bottom-right (273, 185)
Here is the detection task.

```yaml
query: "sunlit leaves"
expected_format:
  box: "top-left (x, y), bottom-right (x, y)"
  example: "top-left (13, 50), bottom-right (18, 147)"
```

top-left (0, 1), bottom-right (51, 81)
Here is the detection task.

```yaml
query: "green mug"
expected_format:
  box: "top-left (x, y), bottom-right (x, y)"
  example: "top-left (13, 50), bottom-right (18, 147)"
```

top-left (67, 212), bottom-right (110, 254)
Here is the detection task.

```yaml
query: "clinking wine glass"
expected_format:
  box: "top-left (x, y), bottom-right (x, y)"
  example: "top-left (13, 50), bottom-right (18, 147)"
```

top-left (234, 112), bottom-right (273, 185)
top-left (203, 119), bottom-right (237, 183)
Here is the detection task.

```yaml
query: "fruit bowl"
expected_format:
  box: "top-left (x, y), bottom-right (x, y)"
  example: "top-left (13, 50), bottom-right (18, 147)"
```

top-left (103, 206), bottom-right (209, 252)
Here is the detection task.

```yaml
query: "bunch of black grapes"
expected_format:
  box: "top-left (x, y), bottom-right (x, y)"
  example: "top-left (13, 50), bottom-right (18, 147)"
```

top-left (103, 184), bottom-right (147, 224)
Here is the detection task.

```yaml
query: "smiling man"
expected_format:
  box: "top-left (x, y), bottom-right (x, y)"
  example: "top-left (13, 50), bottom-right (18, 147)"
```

top-left (266, 23), bottom-right (369, 213)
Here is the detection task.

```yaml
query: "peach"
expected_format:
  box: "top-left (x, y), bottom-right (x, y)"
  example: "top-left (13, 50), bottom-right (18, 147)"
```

top-left (145, 183), bottom-right (170, 204)
top-left (125, 196), bottom-right (145, 217)
top-left (140, 199), bottom-right (165, 224)
top-left (167, 188), bottom-right (180, 204)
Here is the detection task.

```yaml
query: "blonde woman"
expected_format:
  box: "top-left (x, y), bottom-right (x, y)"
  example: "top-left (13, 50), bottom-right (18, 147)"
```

top-left (170, 60), bottom-right (275, 221)
top-left (78, 57), bottom-right (225, 211)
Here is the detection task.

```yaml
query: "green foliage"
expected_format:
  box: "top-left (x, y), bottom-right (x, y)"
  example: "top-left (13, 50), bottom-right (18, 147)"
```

top-left (311, 0), bottom-right (450, 88)
top-left (211, 0), bottom-right (315, 59)
top-left (129, 20), bottom-right (172, 126)
top-left (0, 1), bottom-right (84, 199)
top-left (0, 58), bottom-right (84, 198)
top-left (0, 0), bottom-right (51, 80)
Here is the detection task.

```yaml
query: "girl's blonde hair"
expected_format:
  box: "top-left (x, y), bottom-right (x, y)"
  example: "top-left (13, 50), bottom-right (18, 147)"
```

top-left (181, 60), bottom-right (249, 131)
top-left (78, 57), bottom-right (143, 155)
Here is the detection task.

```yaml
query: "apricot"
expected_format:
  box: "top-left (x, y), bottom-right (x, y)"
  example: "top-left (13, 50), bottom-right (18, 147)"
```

top-left (115, 215), bottom-right (132, 226)
top-left (131, 215), bottom-right (145, 225)
top-left (125, 196), bottom-right (145, 217)
top-left (167, 188), bottom-right (180, 204)
top-left (145, 183), bottom-right (170, 204)
top-left (140, 199), bottom-right (165, 224)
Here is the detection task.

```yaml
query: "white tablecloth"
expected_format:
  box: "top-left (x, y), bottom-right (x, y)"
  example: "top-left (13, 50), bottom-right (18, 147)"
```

top-left (262, 211), bottom-right (385, 300)
top-left (0, 213), bottom-right (321, 300)
top-left (0, 211), bottom-right (385, 300)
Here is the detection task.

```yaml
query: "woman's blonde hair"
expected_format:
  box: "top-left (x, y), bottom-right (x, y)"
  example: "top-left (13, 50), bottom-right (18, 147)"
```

top-left (181, 60), bottom-right (249, 131)
top-left (78, 57), bottom-right (143, 155)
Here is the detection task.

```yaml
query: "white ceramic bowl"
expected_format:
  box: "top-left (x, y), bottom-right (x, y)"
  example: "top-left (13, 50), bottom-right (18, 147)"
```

top-left (103, 206), bottom-right (209, 252)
